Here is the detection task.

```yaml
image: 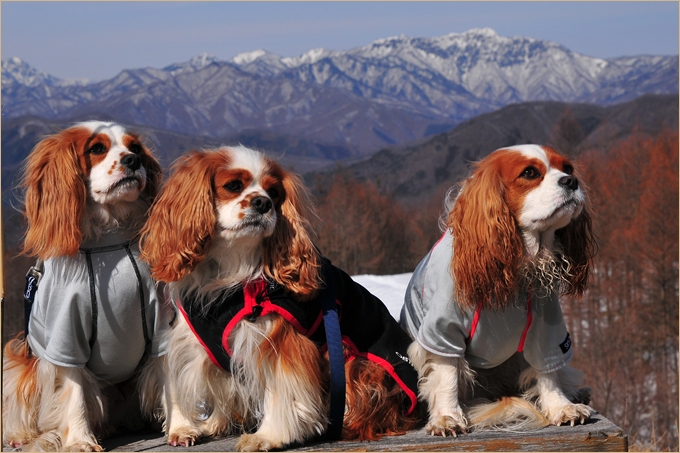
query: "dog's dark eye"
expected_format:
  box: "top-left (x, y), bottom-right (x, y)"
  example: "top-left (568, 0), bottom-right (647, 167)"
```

top-left (266, 187), bottom-right (279, 199)
top-left (563, 164), bottom-right (574, 175)
top-left (224, 180), bottom-right (243, 193)
top-left (87, 143), bottom-right (107, 155)
top-left (521, 166), bottom-right (540, 180)
top-left (128, 143), bottom-right (143, 154)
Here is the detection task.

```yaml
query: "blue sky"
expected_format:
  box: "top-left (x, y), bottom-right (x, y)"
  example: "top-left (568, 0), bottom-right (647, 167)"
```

top-left (2, 2), bottom-right (678, 81)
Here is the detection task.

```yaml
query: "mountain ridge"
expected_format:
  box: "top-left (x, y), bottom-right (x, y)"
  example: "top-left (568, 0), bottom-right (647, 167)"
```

top-left (306, 93), bottom-right (679, 204)
top-left (2, 28), bottom-right (677, 157)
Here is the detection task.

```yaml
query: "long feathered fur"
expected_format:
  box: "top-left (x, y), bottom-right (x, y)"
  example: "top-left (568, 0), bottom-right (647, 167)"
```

top-left (139, 151), bottom-right (224, 284)
top-left (448, 155), bottom-right (526, 311)
top-left (261, 163), bottom-right (322, 301)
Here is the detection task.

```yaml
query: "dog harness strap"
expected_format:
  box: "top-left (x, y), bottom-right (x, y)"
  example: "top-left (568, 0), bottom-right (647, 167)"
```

top-left (465, 302), bottom-right (483, 343)
top-left (125, 243), bottom-right (152, 371)
top-left (23, 258), bottom-right (44, 335)
top-left (517, 290), bottom-right (533, 353)
top-left (83, 250), bottom-right (99, 349)
top-left (79, 241), bottom-right (150, 360)
top-left (81, 242), bottom-right (134, 349)
top-left (320, 265), bottom-right (346, 440)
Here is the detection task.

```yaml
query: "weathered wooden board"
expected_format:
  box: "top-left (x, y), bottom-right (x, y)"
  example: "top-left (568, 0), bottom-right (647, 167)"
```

top-left (104, 412), bottom-right (627, 452)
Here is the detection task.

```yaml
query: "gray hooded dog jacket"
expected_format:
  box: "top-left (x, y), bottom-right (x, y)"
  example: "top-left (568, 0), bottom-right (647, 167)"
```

top-left (27, 231), bottom-right (173, 384)
top-left (400, 230), bottom-right (573, 374)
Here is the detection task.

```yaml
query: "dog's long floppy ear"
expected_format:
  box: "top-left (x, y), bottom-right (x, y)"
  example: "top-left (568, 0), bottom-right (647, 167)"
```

top-left (140, 151), bottom-right (224, 283)
top-left (21, 132), bottom-right (87, 259)
top-left (137, 138), bottom-right (163, 201)
top-left (447, 158), bottom-right (524, 311)
top-left (555, 187), bottom-right (597, 298)
top-left (262, 162), bottom-right (321, 300)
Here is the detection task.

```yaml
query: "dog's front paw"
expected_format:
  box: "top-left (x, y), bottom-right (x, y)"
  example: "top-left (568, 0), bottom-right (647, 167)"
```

top-left (6, 435), bottom-right (31, 449)
top-left (426, 410), bottom-right (468, 437)
top-left (545, 403), bottom-right (592, 427)
top-left (19, 431), bottom-right (62, 451)
top-left (235, 433), bottom-right (283, 452)
top-left (167, 428), bottom-right (201, 447)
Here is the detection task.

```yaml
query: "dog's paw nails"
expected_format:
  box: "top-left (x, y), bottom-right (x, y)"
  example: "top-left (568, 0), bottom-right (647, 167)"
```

top-left (167, 430), bottom-right (200, 448)
top-left (426, 414), bottom-right (468, 437)
top-left (548, 403), bottom-right (592, 427)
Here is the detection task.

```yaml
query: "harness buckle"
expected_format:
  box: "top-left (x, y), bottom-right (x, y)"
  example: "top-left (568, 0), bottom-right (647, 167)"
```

top-left (246, 304), bottom-right (263, 322)
top-left (26, 263), bottom-right (44, 286)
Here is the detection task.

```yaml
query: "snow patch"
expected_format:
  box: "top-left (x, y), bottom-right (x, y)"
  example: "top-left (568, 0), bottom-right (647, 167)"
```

top-left (233, 49), bottom-right (269, 65)
top-left (282, 48), bottom-right (332, 67)
top-left (350, 273), bottom-right (413, 321)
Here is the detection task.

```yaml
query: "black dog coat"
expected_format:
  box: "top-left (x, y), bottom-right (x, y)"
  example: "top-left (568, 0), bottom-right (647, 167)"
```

top-left (179, 261), bottom-right (418, 414)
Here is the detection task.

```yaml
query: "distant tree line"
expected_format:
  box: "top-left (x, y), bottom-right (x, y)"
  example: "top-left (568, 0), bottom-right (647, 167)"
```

top-left (564, 129), bottom-right (679, 451)
top-left (311, 171), bottom-right (444, 276)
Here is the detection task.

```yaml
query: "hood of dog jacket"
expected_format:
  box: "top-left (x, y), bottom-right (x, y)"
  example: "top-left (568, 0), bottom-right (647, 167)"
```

top-left (179, 260), bottom-right (418, 414)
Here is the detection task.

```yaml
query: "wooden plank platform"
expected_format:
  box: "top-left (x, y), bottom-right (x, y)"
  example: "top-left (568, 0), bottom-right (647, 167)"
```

top-left (103, 412), bottom-right (627, 452)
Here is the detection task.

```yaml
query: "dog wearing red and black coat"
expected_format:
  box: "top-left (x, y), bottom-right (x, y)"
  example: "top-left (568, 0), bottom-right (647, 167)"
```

top-left (139, 146), bottom-right (419, 451)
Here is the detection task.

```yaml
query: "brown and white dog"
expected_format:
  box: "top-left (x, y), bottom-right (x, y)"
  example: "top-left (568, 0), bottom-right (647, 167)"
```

top-left (400, 144), bottom-right (596, 436)
top-left (139, 146), bottom-right (419, 451)
top-left (2, 121), bottom-right (170, 451)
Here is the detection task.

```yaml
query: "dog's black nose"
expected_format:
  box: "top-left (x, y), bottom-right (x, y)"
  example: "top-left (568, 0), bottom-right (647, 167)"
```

top-left (120, 153), bottom-right (141, 171)
top-left (251, 196), bottom-right (272, 214)
top-left (559, 175), bottom-right (579, 191)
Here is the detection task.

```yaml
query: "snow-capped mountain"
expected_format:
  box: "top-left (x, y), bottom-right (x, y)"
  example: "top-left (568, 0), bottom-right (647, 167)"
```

top-left (2, 29), bottom-right (677, 155)
top-left (2, 57), bottom-right (89, 87)
top-left (163, 52), bottom-right (222, 76)
top-left (230, 28), bottom-right (677, 109)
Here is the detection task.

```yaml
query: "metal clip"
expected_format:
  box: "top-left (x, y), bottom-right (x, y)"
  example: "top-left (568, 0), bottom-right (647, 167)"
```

top-left (246, 304), bottom-right (263, 322)
top-left (26, 260), bottom-right (44, 286)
